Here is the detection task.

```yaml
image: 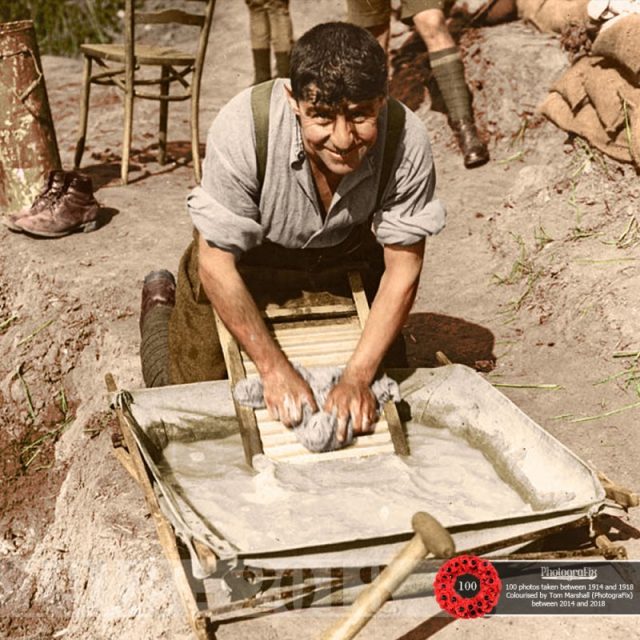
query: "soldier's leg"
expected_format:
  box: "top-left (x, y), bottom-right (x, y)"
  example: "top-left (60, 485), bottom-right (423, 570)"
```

top-left (266, 0), bottom-right (294, 78)
top-left (246, 0), bottom-right (272, 84)
top-left (345, 0), bottom-right (392, 51)
top-left (407, 1), bottom-right (489, 168)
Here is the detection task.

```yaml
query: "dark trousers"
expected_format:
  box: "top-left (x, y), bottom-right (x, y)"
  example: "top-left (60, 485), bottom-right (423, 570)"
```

top-left (142, 227), bottom-right (406, 387)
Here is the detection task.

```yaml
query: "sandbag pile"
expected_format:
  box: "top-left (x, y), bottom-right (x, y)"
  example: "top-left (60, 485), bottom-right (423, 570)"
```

top-left (539, 12), bottom-right (640, 166)
top-left (517, 0), bottom-right (590, 32)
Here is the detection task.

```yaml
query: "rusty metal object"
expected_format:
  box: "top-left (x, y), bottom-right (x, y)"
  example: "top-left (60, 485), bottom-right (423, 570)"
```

top-left (0, 20), bottom-right (61, 216)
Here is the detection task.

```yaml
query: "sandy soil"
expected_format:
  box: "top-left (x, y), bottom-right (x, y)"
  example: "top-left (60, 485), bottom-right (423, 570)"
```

top-left (1, 2), bottom-right (639, 639)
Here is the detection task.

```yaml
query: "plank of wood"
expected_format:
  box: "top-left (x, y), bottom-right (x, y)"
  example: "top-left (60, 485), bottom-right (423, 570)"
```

top-left (264, 303), bottom-right (356, 320)
top-left (272, 322), bottom-right (361, 341)
top-left (258, 422), bottom-right (392, 448)
top-left (242, 351), bottom-right (353, 374)
top-left (347, 271), bottom-right (370, 329)
top-left (597, 471), bottom-right (640, 508)
top-left (256, 418), bottom-right (391, 438)
top-left (214, 312), bottom-right (264, 466)
top-left (383, 401), bottom-right (410, 456)
top-left (263, 336), bottom-right (361, 356)
top-left (241, 344), bottom-right (357, 365)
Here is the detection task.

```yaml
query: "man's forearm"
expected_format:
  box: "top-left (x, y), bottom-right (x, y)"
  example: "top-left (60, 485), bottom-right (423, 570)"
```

top-left (197, 238), bottom-right (286, 375)
top-left (344, 242), bottom-right (424, 383)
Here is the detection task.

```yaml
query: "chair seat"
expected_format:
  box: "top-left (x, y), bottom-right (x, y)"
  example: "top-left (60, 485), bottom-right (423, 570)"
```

top-left (80, 43), bottom-right (195, 66)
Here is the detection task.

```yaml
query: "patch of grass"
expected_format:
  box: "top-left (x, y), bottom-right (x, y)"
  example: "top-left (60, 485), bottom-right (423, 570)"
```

top-left (534, 225), bottom-right (553, 250)
top-left (493, 234), bottom-right (530, 285)
top-left (602, 215), bottom-right (640, 250)
top-left (510, 116), bottom-right (530, 148)
top-left (497, 150), bottom-right (525, 166)
top-left (0, 0), bottom-right (123, 57)
top-left (18, 384), bottom-right (75, 472)
top-left (569, 138), bottom-right (610, 179)
top-left (493, 233), bottom-right (546, 312)
top-left (499, 115), bottom-right (535, 165)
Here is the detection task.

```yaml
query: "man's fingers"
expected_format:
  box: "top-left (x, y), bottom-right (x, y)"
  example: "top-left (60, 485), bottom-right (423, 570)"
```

top-left (266, 402), bottom-right (280, 422)
top-left (336, 412), bottom-right (349, 442)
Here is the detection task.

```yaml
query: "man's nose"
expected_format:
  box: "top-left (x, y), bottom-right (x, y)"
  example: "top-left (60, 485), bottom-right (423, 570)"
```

top-left (330, 114), bottom-right (354, 151)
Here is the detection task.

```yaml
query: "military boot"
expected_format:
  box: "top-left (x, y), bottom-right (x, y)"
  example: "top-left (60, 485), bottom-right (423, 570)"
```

top-left (140, 270), bottom-right (176, 330)
top-left (451, 119), bottom-right (490, 169)
top-left (16, 174), bottom-right (99, 238)
top-left (3, 169), bottom-right (70, 231)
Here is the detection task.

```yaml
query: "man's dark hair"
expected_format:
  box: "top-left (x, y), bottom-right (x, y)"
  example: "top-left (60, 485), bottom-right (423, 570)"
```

top-left (290, 22), bottom-right (388, 105)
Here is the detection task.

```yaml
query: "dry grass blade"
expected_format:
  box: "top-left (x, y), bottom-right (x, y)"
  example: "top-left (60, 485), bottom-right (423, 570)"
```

top-left (20, 420), bottom-right (72, 469)
top-left (0, 315), bottom-right (18, 332)
top-left (17, 318), bottom-right (56, 347)
top-left (15, 364), bottom-right (36, 421)
top-left (492, 382), bottom-right (562, 390)
top-left (568, 401), bottom-right (640, 424)
top-left (613, 351), bottom-right (640, 359)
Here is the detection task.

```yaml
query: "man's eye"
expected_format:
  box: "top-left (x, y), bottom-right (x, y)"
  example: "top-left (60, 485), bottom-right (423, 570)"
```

top-left (313, 114), bottom-right (333, 123)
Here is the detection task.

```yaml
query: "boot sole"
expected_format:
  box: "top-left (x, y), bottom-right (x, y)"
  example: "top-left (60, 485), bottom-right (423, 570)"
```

top-left (2, 219), bottom-right (25, 232)
top-left (18, 218), bottom-right (99, 239)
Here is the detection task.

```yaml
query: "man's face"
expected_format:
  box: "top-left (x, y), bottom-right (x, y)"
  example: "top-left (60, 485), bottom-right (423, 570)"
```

top-left (286, 86), bottom-right (384, 177)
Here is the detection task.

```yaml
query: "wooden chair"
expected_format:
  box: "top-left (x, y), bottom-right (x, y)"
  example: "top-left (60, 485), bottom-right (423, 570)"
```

top-left (73, 0), bottom-right (216, 184)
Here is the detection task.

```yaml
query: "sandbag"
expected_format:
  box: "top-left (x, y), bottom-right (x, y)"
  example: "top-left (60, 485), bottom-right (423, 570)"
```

top-left (583, 62), bottom-right (632, 133)
top-left (540, 92), bottom-right (636, 162)
top-left (517, 0), bottom-right (590, 33)
top-left (591, 13), bottom-right (640, 77)
top-left (549, 55), bottom-right (598, 110)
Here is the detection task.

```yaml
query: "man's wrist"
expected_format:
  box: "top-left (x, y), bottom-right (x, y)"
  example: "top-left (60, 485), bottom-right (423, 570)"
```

top-left (342, 362), bottom-right (375, 386)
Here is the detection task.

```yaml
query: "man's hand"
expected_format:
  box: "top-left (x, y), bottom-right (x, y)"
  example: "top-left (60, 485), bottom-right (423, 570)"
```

top-left (324, 371), bottom-right (377, 443)
top-left (262, 363), bottom-right (318, 428)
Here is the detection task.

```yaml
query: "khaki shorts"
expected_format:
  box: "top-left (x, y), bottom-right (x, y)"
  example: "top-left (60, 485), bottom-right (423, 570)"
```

top-left (346, 0), bottom-right (446, 27)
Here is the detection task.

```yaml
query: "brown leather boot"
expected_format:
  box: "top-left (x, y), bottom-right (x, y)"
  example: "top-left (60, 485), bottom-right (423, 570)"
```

top-left (3, 170), bottom-right (71, 231)
top-left (140, 270), bottom-right (176, 330)
top-left (16, 174), bottom-right (99, 238)
top-left (451, 119), bottom-right (490, 169)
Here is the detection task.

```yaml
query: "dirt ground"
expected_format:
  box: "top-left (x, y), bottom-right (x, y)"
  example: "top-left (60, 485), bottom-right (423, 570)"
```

top-left (1, 2), bottom-right (639, 639)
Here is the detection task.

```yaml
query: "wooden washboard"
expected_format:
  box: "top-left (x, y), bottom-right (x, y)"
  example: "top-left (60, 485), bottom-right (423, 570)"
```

top-left (215, 271), bottom-right (409, 467)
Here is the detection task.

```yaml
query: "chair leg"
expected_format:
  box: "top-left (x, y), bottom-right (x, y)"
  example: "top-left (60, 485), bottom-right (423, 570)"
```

top-left (74, 56), bottom-right (92, 169)
top-left (190, 79), bottom-right (202, 184)
top-left (122, 79), bottom-right (134, 184)
top-left (158, 65), bottom-right (170, 165)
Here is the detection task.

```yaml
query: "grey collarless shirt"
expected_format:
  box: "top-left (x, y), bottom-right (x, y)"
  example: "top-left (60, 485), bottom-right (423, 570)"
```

top-left (188, 79), bottom-right (446, 257)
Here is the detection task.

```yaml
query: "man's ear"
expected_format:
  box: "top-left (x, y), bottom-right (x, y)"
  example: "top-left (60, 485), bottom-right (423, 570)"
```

top-left (284, 85), bottom-right (300, 116)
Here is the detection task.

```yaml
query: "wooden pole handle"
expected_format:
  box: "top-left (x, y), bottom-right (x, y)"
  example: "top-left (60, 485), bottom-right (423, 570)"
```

top-left (319, 512), bottom-right (454, 640)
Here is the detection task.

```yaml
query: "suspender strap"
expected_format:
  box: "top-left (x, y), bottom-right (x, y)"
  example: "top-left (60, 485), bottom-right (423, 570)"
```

top-left (376, 97), bottom-right (406, 211)
top-left (251, 79), bottom-right (277, 190)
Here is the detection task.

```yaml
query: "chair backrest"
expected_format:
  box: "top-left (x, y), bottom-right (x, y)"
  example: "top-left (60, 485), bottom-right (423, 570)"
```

top-left (122, 0), bottom-right (216, 94)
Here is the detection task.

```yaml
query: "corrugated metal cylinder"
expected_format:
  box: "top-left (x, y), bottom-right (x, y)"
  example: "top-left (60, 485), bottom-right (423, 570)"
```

top-left (0, 20), bottom-right (61, 215)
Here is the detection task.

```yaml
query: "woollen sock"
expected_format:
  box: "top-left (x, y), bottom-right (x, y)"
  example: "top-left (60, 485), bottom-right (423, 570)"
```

top-left (252, 48), bottom-right (271, 85)
top-left (429, 46), bottom-right (473, 123)
top-left (274, 50), bottom-right (290, 78)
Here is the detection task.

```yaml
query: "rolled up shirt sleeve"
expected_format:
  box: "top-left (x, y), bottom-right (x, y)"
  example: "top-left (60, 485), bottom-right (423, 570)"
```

top-left (187, 89), bottom-right (264, 256)
top-left (372, 110), bottom-right (446, 246)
